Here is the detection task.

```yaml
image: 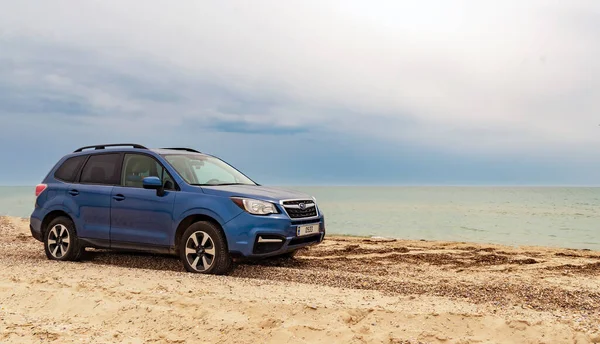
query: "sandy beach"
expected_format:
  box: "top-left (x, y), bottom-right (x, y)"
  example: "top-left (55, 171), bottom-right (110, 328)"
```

top-left (0, 216), bottom-right (598, 343)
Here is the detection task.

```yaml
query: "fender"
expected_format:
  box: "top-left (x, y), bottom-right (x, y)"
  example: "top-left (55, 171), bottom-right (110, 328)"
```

top-left (170, 207), bottom-right (238, 247)
top-left (170, 192), bottom-right (244, 242)
top-left (175, 207), bottom-right (227, 228)
top-left (35, 204), bottom-right (75, 235)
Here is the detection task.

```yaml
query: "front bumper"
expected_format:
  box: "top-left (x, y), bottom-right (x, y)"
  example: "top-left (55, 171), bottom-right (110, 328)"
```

top-left (223, 211), bottom-right (325, 258)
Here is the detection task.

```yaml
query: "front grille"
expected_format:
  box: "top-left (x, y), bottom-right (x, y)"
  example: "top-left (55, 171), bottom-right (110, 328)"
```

top-left (282, 200), bottom-right (318, 219)
top-left (282, 200), bottom-right (311, 206)
top-left (286, 207), bottom-right (318, 218)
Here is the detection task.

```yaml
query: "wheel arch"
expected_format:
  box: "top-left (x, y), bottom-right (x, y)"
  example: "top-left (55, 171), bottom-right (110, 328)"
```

top-left (174, 214), bottom-right (227, 254)
top-left (41, 210), bottom-right (75, 237)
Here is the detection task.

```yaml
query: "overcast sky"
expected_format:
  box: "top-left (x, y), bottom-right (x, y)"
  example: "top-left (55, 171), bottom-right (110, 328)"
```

top-left (1, 0), bottom-right (599, 185)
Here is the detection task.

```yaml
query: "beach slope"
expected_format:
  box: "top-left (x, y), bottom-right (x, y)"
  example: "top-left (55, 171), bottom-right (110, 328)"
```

top-left (0, 216), bottom-right (598, 343)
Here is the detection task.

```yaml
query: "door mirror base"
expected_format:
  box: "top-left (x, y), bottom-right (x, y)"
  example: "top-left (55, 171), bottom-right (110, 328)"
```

top-left (142, 176), bottom-right (166, 197)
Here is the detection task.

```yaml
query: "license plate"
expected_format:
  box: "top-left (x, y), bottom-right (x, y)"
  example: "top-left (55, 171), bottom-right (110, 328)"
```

top-left (297, 223), bottom-right (320, 237)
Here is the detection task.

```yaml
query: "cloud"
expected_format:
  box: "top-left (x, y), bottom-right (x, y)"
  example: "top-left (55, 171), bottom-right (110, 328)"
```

top-left (208, 120), bottom-right (310, 135)
top-left (1, 0), bottom-right (600, 184)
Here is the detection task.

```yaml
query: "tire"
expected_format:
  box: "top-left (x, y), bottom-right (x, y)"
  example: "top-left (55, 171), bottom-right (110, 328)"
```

top-left (180, 221), bottom-right (231, 275)
top-left (43, 216), bottom-right (83, 261)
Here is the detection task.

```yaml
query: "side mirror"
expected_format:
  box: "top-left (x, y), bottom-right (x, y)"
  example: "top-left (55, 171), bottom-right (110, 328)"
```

top-left (142, 176), bottom-right (165, 196)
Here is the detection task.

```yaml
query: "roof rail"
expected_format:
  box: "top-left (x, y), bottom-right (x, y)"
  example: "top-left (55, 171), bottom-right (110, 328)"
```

top-left (160, 147), bottom-right (202, 153)
top-left (74, 143), bottom-right (148, 153)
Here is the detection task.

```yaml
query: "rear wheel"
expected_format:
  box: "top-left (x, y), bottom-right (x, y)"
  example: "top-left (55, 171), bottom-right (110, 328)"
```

top-left (180, 221), bottom-right (231, 275)
top-left (43, 216), bottom-right (82, 261)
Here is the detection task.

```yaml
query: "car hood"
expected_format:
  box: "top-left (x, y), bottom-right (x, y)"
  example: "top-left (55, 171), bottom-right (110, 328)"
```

top-left (199, 185), bottom-right (313, 202)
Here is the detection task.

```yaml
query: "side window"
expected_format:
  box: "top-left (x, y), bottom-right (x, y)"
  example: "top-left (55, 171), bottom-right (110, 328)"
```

top-left (121, 154), bottom-right (175, 190)
top-left (80, 154), bottom-right (121, 185)
top-left (54, 155), bottom-right (87, 182)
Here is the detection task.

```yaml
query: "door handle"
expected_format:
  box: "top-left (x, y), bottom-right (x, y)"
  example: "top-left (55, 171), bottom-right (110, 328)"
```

top-left (68, 189), bottom-right (79, 196)
top-left (113, 194), bottom-right (126, 201)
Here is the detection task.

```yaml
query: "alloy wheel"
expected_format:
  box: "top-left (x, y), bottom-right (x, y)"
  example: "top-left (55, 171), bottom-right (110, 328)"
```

top-left (185, 231), bottom-right (216, 272)
top-left (48, 224), bottom-right (70, 259)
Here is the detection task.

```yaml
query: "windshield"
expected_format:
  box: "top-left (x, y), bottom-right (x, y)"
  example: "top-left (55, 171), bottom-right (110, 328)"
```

top-left (162, 154), bottom-right (256, 186)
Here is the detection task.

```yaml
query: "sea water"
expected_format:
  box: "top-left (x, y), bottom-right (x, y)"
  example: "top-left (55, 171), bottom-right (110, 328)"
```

top-left (2, 186), bottom-right (599, 250)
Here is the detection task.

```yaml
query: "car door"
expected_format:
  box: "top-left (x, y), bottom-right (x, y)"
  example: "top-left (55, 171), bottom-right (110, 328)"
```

top-left (67, 152), bottom-right (122, 243)
top-left (110, 153), bottom-right (177, 247)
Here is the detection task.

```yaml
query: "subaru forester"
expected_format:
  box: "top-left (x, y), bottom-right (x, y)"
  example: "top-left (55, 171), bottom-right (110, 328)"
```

top-left (29, 144), bottom-right (325, 274)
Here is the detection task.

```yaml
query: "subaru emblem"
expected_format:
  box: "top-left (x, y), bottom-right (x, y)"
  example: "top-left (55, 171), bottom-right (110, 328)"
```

top-left (298, 203), bottom-right (306, 209)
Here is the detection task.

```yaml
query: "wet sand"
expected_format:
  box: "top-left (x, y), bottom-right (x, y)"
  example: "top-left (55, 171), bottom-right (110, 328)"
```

top-left (1, 216), bottom-right (599, 343)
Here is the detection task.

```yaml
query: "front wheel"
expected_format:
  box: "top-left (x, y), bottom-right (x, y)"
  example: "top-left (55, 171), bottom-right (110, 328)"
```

top-left (180, 221), bottom-right (231, 275)
top-left (44, 216), bottom-right (82, 261)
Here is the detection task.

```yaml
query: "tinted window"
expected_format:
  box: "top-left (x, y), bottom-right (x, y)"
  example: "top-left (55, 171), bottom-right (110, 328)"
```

top-left (54, 155), bottom-right (87, 182)
top-left (122, 154), bottom-right (175, 190)
top-left (80, 153), bottom-right (121, 185)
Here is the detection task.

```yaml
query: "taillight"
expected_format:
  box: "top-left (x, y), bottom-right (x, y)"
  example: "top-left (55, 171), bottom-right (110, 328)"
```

top-left (35, 184), bottom-right (47, 197)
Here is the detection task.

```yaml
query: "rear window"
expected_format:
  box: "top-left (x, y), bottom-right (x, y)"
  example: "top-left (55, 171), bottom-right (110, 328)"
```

top-left (80, 153), bottom-right (121, 185)
top-left (54, 155), bottom-right (87, 182)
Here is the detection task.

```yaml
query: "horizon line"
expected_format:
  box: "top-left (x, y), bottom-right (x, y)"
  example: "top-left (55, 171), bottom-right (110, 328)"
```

top-left (3, 183), bottom-right (600, 188)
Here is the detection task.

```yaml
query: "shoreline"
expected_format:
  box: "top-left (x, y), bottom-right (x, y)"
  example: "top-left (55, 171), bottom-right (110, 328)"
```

top-left (12, 216), bottom-right (600, 253)
top-left (1, 216), bottom-right (599, 343)
top-left (329, 232), bottom-right (600, 253)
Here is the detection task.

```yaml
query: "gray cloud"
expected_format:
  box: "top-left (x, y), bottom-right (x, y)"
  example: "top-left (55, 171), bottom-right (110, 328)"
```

top-left (1, 0), bottom-right (599, 157)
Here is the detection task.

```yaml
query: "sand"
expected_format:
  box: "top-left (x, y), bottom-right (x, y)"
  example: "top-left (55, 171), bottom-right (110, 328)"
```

top-left (0, 216), bottom-right (598, 343)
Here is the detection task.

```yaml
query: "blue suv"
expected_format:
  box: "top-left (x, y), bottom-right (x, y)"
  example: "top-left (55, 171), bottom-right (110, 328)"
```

top-left (30, 144), bottom-right (325, 274)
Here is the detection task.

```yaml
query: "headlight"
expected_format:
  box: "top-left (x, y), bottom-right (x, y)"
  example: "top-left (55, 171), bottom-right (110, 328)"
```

top-left (231, 197), bottom-right (278, 215)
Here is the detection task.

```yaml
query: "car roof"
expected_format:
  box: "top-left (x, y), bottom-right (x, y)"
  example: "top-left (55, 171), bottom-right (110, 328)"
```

top-left (65, 144), bottom-right (208, 159)
top-left (150, 148), bottom-right (204, 155)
